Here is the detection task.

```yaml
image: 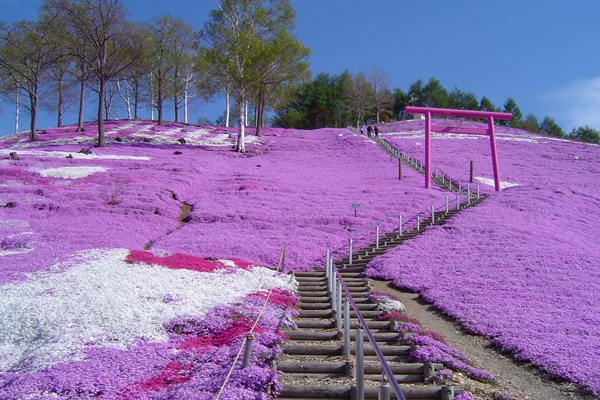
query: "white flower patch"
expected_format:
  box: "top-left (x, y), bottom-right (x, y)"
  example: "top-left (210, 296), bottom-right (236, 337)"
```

top-left (0, 232), bottom-right (36, 256)
top-left (0, 149), bottom-right (151, 161)
top-left (376, 299), bottom-right (405, 312)
top-left (0, 248), bottom-right (296, 373)
top-left (474, 176), bottom-right (519, 189)
top-left (182, 128), bottom-right (212, 140)
top-left (191, 133), bottom-right (235, 146)
top-left (0, 220), bottom-right (30, 229)
top-left (38, 166), bottom-right (108, 179)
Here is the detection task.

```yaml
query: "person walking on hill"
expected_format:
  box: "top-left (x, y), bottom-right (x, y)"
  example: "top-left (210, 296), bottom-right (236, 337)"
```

top-left (367, 126), bottom-right (372, 137)
top-left (374, 126), bottom-right (379, 138)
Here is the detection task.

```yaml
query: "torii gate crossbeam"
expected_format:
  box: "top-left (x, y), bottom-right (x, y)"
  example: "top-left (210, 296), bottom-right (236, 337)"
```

top-left (404, 106), bottom-right (513, 192)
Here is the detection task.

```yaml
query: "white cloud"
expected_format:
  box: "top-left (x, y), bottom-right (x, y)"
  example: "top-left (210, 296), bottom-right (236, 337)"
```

top-left (542, 77), bottom-right (600, 131)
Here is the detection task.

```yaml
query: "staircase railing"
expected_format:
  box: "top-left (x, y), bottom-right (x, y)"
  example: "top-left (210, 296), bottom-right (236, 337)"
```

top-left (350, 126), bottom-right (481, 199)
top-left (347, 191), bottom-right (475, 265)
top-left (324, 248), bottom-right (407, 400)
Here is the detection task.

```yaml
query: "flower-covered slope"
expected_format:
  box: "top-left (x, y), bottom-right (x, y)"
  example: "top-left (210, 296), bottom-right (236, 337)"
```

top-left (365, 119), bottom-right (600, 397)
top-left (0, 120), bottom-right (442, 284)
top-left (0, 248), bottom-right (298, 399)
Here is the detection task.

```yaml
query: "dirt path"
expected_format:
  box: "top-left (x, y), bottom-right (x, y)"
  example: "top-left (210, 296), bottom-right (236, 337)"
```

top-left (369, 279), bottom-right (595, 400)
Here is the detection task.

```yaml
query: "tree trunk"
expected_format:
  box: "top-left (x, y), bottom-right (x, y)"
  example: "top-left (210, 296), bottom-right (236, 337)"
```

top-left (97, 78), bottom-right (106, 147)
top-left (184, 89), bottom-right (188, 123)
top-left (29, 88), bottom-right (38, 141)
top-left (57, 74), bottom-right (64, 127)
top-left (15, 91), bottom-right (19, 134)
top-left (157, 77), bottom-right (163, 126)
top-left (236, 99), bottom-right (246, 152)
top-left (225, 86), bottom-right (230, 128)
top-left (256, 86), bottom-right (264, 137)
top-left (133, 81), bottom-right (139, 120)
top-left (174, 94), bottom-right (179, 123)
top-left (77, 71), bottom-right (86, 132)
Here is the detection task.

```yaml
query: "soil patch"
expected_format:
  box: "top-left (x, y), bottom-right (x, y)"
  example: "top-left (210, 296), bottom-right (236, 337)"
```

top-left (369, 279), bottom-right (596, 400)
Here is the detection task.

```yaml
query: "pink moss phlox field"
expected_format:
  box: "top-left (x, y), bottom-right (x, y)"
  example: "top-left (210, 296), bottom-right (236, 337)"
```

top-left (367, 290), bottom-right (399, 303)
top-left (0, 285), bottom-right (297, 399)
top-left (452, 393), bottom-right (475, 400)
top-left (0, 120), bottom-right (442, 285)
top-left (393, 320), bottom-right (493, 382)
top-left (126, 250), bottom-right (253, 272)
top-left (366, 120), bottom-right (600, 395)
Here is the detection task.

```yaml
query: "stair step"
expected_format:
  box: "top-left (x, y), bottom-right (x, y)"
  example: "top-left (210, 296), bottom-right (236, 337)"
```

top-left (293, 271), bottom-right (325, 278)
top-left (294, 320), bottom-right (392, 330)
top-left (278, 361), bottom-right (348, 374)
top-left (296, 302), bottom-right (377, 311)
top-left (283, 330), bottom-right (399, 342)
top-left (297, 290), bottom-right (368, 298)
top-left (282, 345), bottom-right (413, 356)
top-left (279, 385), bottom-right (464, 399)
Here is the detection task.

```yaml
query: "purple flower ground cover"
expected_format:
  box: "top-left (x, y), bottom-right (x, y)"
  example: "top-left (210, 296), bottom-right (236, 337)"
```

top-left (365, 119), bottom-right (600, 396)
top-left (0, 120), bottom-right (443, 398)
top-left (0, 120), bottom-right (443, 283)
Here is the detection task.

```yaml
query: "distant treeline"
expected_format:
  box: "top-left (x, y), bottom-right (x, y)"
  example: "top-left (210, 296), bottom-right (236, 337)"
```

top-left (272, 73), bottom-right (600, 144)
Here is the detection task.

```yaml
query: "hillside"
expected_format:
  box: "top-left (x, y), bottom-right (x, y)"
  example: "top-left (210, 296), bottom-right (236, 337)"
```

top-left (367, 120), bottom-right (600, 397)
top-left (1, 119), bottom-right (599, 398)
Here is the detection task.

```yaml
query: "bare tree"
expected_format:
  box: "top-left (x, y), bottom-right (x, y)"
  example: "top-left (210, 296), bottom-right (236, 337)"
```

top-left (203, 0), bottom-right (303, 152)
top-left (41, 58), bottom-right (78, 127)
top-left (0, 14), bottom-right (62, 141)
top-left (44, 0), bottom-right (144, 147)
top-left (369, 67), bottom-right (393, 124)
top-left (344, 72), bottom-right (373, 128)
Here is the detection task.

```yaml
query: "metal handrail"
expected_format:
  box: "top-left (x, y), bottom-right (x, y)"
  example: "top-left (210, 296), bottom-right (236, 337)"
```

top-left (329, 261), bottom-right (407, 400)
top-left (365, 129), bottom-right (481, 199)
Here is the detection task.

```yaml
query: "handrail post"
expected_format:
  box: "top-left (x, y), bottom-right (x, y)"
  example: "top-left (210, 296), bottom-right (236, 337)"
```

top-left (331, 275), bottom-right (337, 311)
top-left (445, 196), bottom-right (448, 214)
top-left (348, 236), bottom-right (353, 266)
top-left (328, 260), bottom-right (333, 294)
top-left (416, 215), bottom-right (420, 230)
top-left (379, 374), bottom-right (390, 400)
top-left (458, 181), bottom-right (461, 193)
top-left (376, 225), bottom-right (380, 249)
top-left (344, 299), bottom-right (350, 359)
top-left (325, 248), bottom-right (330, 279)
top-left (456, 195), bottom-right (460, 210)
top-left (431, 205), bottom-right (435, 225)
top-left (242, 333), bottom-right (254, 368)
top-left (336, 281), bottom-right (342, 332)
top-left (477, 184), bottom-right (480, 199)
top-left (398, 213), bottom-right (402, 236)
top-left (356, 328), bottom-right (364, 400)
top-left (467, 183), bottom-right (471, 205)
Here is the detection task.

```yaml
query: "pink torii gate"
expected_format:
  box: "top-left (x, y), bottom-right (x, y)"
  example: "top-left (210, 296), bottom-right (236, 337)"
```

top-left (404, 106), bottom-right (513, 192)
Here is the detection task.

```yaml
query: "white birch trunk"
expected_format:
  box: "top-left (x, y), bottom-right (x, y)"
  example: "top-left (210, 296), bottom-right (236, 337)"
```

top-left (225, 86), bottom-right (230, 128)
top-left (184, 89), bottom-right (188, 124)
top-left (236, 100), bottom-right (246, 152)
top-left (244, 100), bottom-right (248, 126)
top-left (15, 91), bottom-right (19, 133)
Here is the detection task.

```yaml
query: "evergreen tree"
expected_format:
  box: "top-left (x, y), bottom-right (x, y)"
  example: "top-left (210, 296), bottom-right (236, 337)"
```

top-left (501, 97), bottom-right (522, 126)
top-left (539, 116), bottom-right (565, 138)
top-left (479, 96), bottom-right (496, 112)
top-left (519, 113), bottom-right (540, 133)
top-left (422, 77), bottom-right (448, 108)
top-left (571, 125), bottom-right (600, 144)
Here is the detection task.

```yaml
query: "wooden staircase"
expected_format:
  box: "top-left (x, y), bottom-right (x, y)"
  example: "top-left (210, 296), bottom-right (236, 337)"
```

top-left (277, 265), bottom-right (464, 399)
top-left (273, 131), bottom-right (491, 399)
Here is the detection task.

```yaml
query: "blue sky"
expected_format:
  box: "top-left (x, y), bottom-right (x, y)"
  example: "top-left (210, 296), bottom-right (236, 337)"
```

top-left (1, 0), bottom-right (600, 135)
